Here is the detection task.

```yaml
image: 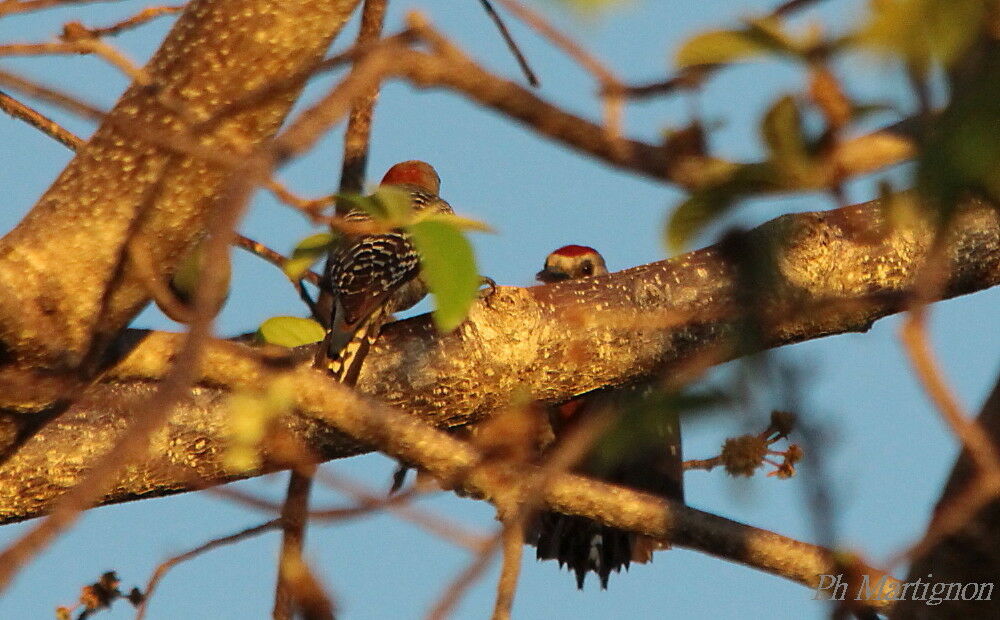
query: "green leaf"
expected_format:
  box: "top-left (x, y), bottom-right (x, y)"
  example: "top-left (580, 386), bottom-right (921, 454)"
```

top-left (373, 187), bottom-right (415, 224)
top-left (283, 232), bottom-right (334, 281)
top-left (675, 17), bottom-right (801, 68)
top-left (665, 191), bottom-right (732, 253)
top-left (675, 29), bottom-right (773, 68)
top-left (169, 239), bottom-right (231, 310)
top-left (859, 0), bottom-right (989, 68)
top-left (664, 163), bottom-right (780, 252)
top-left (742, 16), bottom-right (803, 56)
top-left (416, 212), bottom-right (494, 233)
top-left (760, 95), bottom-right (814, 184)
top-left (407, 219), bottom-right (480, 332)
top-left (917, 51), bottom-right (1000, 219)
top-left (256, 316), bottom-right (326, 348)
top-left (336, 192), bottom-right (386, 220)
top-left (337, 188), bottom-right (414, 227)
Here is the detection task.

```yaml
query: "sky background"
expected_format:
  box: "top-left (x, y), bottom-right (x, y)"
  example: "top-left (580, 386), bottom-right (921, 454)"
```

top-left (1, 0), bottom-right (999, 618)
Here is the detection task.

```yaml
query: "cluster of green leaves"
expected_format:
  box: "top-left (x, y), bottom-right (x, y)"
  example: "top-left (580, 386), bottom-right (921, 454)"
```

top-left (665, 0), bottom-right (996, 251)
top-left (258, 187), bottom-right (487, 348)
top-left (665, 94), bottom-right (831, 252)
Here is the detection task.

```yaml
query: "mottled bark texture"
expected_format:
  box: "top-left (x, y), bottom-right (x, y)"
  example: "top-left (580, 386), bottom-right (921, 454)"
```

top-left (0, 340), bottom-right (901, 606)
top-left (0, 0), bottom-right (360, 374)
top-left (1, 197), bottom-right (997, 524)
top-left (894, 375), bottom-right (1000, 619)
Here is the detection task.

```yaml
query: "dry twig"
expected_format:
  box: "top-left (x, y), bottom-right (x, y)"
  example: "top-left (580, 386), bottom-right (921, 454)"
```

top-left (0, 90), bottom-right (83, 149)
top-left (71, 4), bottom-right (185, 38)
top-left (136, 519), bottom-right (281, 620)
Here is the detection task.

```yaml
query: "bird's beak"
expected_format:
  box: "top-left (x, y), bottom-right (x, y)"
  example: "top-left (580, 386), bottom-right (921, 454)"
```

top-left (536, 269), bottom-right (568, 283)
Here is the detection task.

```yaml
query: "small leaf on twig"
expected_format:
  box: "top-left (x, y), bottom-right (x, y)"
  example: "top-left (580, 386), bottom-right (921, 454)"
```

top-left (408, 219), bottom-right (480, 332)
top-left (256, 316), bottom-right (326, 348)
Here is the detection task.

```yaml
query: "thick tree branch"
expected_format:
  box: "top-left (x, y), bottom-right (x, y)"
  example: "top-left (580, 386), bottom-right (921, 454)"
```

top-left (387, 19), bottom-right (914, 190)
top-left (1, 197), bottom-right (997, 525)
top-left (0, 0), bottom-right (360, 374)
top-left (1, 346), bottom-right (901, 604)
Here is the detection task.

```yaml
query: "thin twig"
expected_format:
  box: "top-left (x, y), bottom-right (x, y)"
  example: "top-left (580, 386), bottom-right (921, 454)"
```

top-left (209, 476), bottom-right (486, 551)
top-left (619, 65), bottom-right (720, 100)
top-left (0, 0), bottom-right (123, 17)
top-left (684, 455), bottom-right (725, 472)
top-left (0, 90), bottom-right (84, 150)
top-left (312, 469), bottom-right (486, 550)
top-left (0, 69), bottom-right (106, 122)
top-left (127, 236), bottom-right (195, 324)
top-left (478, 0), bottom-right (539, 87)
top-left (72, 4), bottom-right (186, 39)
top-left (491, 519), bottom-right (524, 620)
top-left (336, 0), bottom-right (387, 199)
top-left (264, 178), bottom-right (334, 221)
top-left (273, 466), bottom-right (316, 620)
top-left (900, 309), bottom-right (1000, 474)
top-left (136, 519), bottom-right (281, 620)
top-left (494, 0), bottom-right (623, 140)
top-left (231, 234), bottom-right (322, 287)
top-left (426, 534), bottom-right (502, 620)
top-left (0, 41), bottom-right (151, 87)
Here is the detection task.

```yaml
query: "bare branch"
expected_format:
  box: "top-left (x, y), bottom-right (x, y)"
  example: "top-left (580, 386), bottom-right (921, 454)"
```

top-left (71, 4), bottom-right (186, 38)
top-left (0, 0), bottom-right (127, 17)
top-left (0, 90), bottom-right (84, 150)
top-left (273, 466), bottom-right (316, 620)
top-left (136, 519), bottom-right (281, 620)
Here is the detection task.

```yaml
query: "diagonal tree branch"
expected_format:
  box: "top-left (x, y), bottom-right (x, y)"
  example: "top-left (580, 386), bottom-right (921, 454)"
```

top-left (0, 0), bottom-right (361, 375)
top-left (0, 196), bottom-right (997, 525)
top-left (2, 337), bottom-right (902, 606)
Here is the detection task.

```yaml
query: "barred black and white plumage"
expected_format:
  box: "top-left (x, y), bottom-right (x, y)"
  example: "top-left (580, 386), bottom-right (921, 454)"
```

top-left (531, 246), bottom-right (685, 589)
top-left (323, 161), bottom-right (453, 385)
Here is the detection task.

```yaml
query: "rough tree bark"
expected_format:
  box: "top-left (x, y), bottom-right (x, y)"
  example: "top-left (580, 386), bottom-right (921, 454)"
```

top-left (1, 197), bottom-right (997, 524)
top-left (0, 0), bottom-right (359, 377)
top-left (1, 0), bottom-right (999, 609)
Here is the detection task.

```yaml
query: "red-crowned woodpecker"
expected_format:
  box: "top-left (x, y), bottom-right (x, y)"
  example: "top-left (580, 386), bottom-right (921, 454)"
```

top-left (323, 161), bottom-right (453, 384)
top-left (532, 245), bottom-right (685, 589)
top-left (536, 244), bottom-right (608, 283)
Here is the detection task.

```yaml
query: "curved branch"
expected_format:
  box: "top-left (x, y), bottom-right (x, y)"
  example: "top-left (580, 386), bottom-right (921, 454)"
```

top-left (2, 345), bottom-right (900, 603)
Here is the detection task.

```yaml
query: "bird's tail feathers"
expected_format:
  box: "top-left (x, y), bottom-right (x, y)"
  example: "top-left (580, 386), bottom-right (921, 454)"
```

top-left (532, 511), bottom-right (634, 589)
top-left (325, 308), bottom-right (385, 385)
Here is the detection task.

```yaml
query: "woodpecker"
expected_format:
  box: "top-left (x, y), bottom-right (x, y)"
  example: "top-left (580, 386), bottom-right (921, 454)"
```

top-left (323, 160), bottom-right (453, 385)
top-left (536, 244), bottom-right (608, 283)
top-left (531, 245), bottom-right (685, 589)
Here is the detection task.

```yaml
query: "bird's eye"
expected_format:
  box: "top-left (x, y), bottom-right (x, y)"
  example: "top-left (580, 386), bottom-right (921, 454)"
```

top-left (581, 261), bottom-right (593, 275)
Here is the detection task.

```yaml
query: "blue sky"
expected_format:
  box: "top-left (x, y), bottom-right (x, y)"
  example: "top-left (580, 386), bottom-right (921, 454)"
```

top-left (1, 0), bottom-right (999, 618)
